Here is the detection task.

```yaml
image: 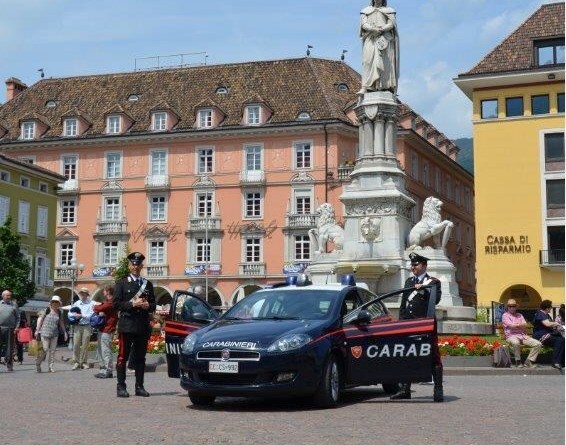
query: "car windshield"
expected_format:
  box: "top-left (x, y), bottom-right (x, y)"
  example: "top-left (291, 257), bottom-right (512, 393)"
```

top-left (224, 289), bottom-right (339, 320)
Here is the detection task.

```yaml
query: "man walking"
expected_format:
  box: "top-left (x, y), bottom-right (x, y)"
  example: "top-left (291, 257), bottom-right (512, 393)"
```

top-left (70, 287), bottom-right (95, 370)
top-left (0, 289), bottom-right (20, 372)
top-left (390, 253), bottom-right (444, 402)
top-left (113, 252), bottom-right (156, 398)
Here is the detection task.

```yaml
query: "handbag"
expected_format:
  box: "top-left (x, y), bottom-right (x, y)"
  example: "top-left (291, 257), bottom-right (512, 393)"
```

top-left (27, 338), bottom-right (44, 357)
top-left (493, 345), bottom-right (511, 368)
top-left (17, 326), bottom-right (33, 344)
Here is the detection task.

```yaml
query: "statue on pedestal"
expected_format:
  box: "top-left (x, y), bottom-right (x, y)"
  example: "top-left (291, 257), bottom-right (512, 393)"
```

top-left (359, 0), bottom-right (399, 94)
top-left (308, 203), bottom-right (344, 254)
top-left (408, 197), bottom-right (454, 252)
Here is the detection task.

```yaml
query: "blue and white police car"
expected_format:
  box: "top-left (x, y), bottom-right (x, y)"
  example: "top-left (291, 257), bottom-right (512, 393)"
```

top-left (164, 275), bottom-right (437, 408)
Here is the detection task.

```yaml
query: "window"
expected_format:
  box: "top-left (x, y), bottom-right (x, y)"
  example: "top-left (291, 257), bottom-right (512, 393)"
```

top-left (104, 197), bottom-right (121, 220)
top-left (62, 155), bottom-right (78, 180)
top-left (531, 95), bottom-right (549, 115)
top-left (297, 112), bottom-right (312, 121)
top-left (422, 163), bottom-right (429, 187)
top-left (152, 112), bottom-right (167, 131)
top-left (22, 121), bottom-right (35, 139)
top-left (294, 235), bottom-right (310, 260)
top-left (18, 200), bottom-right (30, 234)
top-left (296, 195), bottom-right (311, 214)
top-left (245, 144), bottom-right (262, 171)
top-left (0, 195), bottom-right (9, 225)
top-left (35, 255), bottom-right (50, 287)
top-left (198, 109), bottom-right (213, 128)
top-left (446, 176), bottom-right (452, 200)
top-left (64, 118), bottom-right (78, 137)
top-left (20, 176), bottom-right (30, 187)
top-left (294, 142), bottom-right (312, 169)
top-left (245, 238), bottom-right (261, 263)
top-left (149, 241), bottom-right (165, 264)
top-left (60, 243), bottom-right (75, 266)
top-left (547, 179), bottom-right (565, 210)
top-left (19, 156), bottom-right (35, 164)
top-left (411, 153), bottom-right (418, 178)
top-left (128, 94), bottom-right (140, 102)
top-left (505, 97), bottom-right (523, 117)
top-left (150, 196), bottom-right (166, 221)
top-left (464, 188), bottom-right (471, 212)
top-left (535, 38), bottom-right (565, 66)
top-left (151, 150), bottom-right (167, 176)
top-left (245, 191), bottom-right (262, 218)
top-left (197, 148), bottom-right (214, 174)
top-left (37, 206), bottom-right (48, 238)
top-left (481, 99), bottom-right (498, 119)
top-left (435, 168), bottom-right (441, 192)
top-left (558, 93), bottom-right (565, 113)
top-left (0, 171), bottom-right (9, 182)
top-left (246, 105), bottom-right (261, 125)
top-left (107, 115), bottom-right (121, 134)
top-left (60, 199), bottom-right (76, 224)
top-left (215, 86), bottom-right (228, 95)
top-left (196, 192), bottom-right (213, 217)
top-left (39, 182), bottom-right (48, 193)
top-left (455, 183), bottom-right (461, 205)
top-left (545, 133), bottom-right (565, 169)
top-left (547, 226), bottom-right (565, 262)
top-left (106, 152), bottom-right (122, 178)
top-left (196, 238), bottom-right (211, 263)
top-left (103, 241), bottom-right (119, 265)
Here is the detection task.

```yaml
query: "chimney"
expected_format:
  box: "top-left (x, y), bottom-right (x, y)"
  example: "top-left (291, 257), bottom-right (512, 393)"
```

top-left (5, 77), bottom-right (28, 102)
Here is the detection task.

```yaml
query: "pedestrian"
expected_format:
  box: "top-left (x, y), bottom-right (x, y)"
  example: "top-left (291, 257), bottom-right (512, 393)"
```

top-left (93, 285), bottom-right (118, 379)
top-left (34, 295), bottom-right (68, 373)
top-left (113, 252), bottom-right (156, 398)
top-left (501, 298), bottom-right (542, 368)
top-left (15, 316), bottom-right (31, 365)
top-left (390, 252), bottom-right (444, 402)
top-left (0, 289), bottom-right (20, 372)
top-left (70, 287), bottom-right (95, 370)
top-left (532, 299), bottom-right (565, 370)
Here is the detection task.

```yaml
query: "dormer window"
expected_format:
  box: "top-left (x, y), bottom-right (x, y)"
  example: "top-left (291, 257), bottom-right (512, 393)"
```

top-left (535, 38), bottom-right (565, 66)
top-left (21, 121), bottom-right (35, 140)
top-left (64, 118), bottom-right (78, 137)
top-left (198, 108), bottom-right (213, 128)
top-left (127, 94), bottom-right (140, 102)
top-left (246, 105), bottom-right (261, 126)
top-left (297, 112), bottom-right (312, 121)
top-left (45, 100), bottom-right (58, 109)
top-left (215, 86), bottom-right (229, 95)
top-left (107, 115), bottom-right (121, 134)
top-left (337, 83), bottom-right (349, 92)
top-left (152, 112), bottom-right (167, 131)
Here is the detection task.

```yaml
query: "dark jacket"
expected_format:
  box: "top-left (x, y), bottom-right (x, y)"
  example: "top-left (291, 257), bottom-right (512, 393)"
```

top-left (399, 273), bottom-right (442, 320)
top-left (113, 276), bottom-right (156, 335)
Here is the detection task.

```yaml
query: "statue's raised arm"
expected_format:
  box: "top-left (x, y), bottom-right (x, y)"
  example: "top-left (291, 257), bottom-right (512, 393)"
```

top-left (359, 0), bottom-right (399, 95)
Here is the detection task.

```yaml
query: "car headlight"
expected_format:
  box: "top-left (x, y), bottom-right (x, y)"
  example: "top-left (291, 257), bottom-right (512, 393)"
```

top-left (267, 334), bottom-right (312, 352)
top-left (181, 332), bottom-right (198, 354)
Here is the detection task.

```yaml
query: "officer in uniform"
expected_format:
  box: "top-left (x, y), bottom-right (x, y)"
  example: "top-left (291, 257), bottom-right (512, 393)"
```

top-left (390, 252), bottom-right (444, 402)
top-left (113, 252), bottom-right (156, 398)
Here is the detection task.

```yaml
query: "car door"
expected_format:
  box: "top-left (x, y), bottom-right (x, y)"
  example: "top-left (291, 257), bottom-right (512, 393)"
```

top-left (343, 287), bottom-right (435, 386)
top-left (164, 291), bottom-right (218, 378)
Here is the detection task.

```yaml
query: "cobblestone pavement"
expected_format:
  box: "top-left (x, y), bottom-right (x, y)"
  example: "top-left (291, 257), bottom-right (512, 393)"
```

top-left (0, 352), bottom-right (563, 445)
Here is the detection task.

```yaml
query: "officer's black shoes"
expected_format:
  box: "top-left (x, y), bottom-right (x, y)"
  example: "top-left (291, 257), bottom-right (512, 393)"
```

top-left (117, 386), bottom-right (130, 398)
top-left (433, 387), bottom-right (444, 402)
top-left (390, 384), bottom-right (411, 400)
top-left (135, 386), bottom-right (150, 397)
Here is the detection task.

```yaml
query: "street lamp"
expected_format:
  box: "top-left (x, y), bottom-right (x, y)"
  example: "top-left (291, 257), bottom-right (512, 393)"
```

top-left (66, 259), bottom-right (84, 304)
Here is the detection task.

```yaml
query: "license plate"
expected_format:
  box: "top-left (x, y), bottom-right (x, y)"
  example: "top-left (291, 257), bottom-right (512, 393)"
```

top-left (208, 361), bottom-right (239, 373)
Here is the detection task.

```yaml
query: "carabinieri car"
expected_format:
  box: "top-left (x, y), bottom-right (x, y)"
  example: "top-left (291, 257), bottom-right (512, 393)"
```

top-left (164, 276), bottom-right (437, 408)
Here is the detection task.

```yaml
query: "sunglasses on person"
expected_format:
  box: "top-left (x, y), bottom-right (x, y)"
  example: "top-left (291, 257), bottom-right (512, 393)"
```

top-left (507, 304), bottom-right (517, 307)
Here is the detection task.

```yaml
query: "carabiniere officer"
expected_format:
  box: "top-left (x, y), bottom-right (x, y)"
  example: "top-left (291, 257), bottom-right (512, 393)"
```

top-left (113, 252), bottom-right (156, 398)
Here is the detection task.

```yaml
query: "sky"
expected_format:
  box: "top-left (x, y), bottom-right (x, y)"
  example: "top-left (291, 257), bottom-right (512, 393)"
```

top-left (0, 0), bottom-right (555, 139)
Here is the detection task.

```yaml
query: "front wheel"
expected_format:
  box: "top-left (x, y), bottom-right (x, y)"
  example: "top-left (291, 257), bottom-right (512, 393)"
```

top-left (188, 392), bottom-right (215, 406)
top-left (313, 355), bottom-right (341, 408)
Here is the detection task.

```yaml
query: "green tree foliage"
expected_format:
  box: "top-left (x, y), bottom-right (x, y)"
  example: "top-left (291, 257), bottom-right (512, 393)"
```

top-left (0, 217), bottom-right (36, 306)
top-left (112, 245), bottom-right (131, 281)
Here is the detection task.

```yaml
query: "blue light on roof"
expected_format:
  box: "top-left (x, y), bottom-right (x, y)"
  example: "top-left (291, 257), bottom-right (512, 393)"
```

top-left (340, 274), bottom-right (356, 286)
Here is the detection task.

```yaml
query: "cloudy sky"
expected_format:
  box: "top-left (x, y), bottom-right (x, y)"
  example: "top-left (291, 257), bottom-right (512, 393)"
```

top-left (0, 0), bottom-right (553, 139)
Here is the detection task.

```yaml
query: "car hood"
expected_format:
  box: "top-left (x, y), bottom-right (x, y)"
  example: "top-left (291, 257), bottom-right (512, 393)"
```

top-left (195, 318), bottom-right (328, 349)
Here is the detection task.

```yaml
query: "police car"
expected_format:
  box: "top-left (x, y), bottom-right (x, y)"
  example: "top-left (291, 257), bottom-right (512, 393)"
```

top-left (164, 276), bottom-right (437, 408)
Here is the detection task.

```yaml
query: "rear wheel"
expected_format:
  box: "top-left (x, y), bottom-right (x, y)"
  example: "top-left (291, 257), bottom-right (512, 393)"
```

top-left (313, 355), bottom-right (341, 408)
top-left (382, 383), bottom-right (400, 394)
top-left (188, 392), bottom-right (216, 406)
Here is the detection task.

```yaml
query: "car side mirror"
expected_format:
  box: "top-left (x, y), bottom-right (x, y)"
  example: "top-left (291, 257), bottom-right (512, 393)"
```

top-left (354, 310), bottom-right (371, 325)
top-left (193, 312), bottom-right (212, 322)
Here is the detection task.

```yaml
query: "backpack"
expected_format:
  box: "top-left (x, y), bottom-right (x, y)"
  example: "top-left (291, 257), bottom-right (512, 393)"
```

top-left (89, 313), bottom-right (106, 328)
top-left (68, 306), bottom-right (81, 325)
top-left (493, 345), bottom-right (512, 368)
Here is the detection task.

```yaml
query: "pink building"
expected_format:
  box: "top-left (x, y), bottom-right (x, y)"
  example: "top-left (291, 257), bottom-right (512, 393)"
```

top-left (0, 58), bottom-right (475, 307)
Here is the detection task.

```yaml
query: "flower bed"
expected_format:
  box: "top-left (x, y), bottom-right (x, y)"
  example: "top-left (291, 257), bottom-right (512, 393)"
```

top-left (438, 336), bottom-right (501, 357)
top-left (111, 330), bottom-right (165, 354)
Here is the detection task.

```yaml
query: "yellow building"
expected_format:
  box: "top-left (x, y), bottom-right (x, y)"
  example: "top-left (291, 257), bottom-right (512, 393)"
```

top-left (455, 2), bottom-right (564, 313)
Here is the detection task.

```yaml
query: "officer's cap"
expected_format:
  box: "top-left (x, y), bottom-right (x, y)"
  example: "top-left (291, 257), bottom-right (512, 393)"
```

top-left (409, 252), bottom-right (429, 265)
top-left (127, 252), bottom-right (145, 265)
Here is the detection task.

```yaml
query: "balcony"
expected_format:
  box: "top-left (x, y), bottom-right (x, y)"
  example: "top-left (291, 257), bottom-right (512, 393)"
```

top-left (239, 170), bottom-right (265, 185)
top-left (145, 175), bottom-right (170, 190)
top-left (58, 179), bottom-right (79, 194)
top-left (239, 262), bottom-right (266, 276)
top-left (540, 249), bottom-right (565, 271)
top-left (54, 267), bottom-right (75, 280)
top-left (146, 265), bottom-right (169, 277)
top-left (285, 213), bottom-right (316, 228)
top-left (95, 218), bottom-right (128, 235)
top-left (337, 165), bottom-right (354, 180)
top-left (187, 216), bottom-right (222, 232)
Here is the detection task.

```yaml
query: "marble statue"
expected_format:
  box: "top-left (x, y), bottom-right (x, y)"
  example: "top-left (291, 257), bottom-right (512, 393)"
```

top-left (359, 0), bottom-right (399, 94)
top-left (408, 197), bottom-right (454, 252)
top-left (308, 203), bottom-right (345, 254)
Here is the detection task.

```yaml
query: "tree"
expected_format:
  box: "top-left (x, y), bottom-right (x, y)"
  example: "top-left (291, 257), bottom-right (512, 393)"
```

top-left (112, 245), bottom-right (131, 282)
top-left (0, 217), bottom-right (36, 306)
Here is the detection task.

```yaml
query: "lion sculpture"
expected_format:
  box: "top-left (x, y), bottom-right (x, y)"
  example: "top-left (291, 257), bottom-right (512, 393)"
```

top-left (408, 197), bottom-right (454, 251)
top-left (308, 203), bottom-right (345, 254)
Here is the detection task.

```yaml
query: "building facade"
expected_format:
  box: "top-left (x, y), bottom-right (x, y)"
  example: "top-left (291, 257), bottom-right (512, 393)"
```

top-left (0, 153), bottom-right (65, 311)
top-left (455, 2), bottom-right (564, 311)
top-left (0, 57), bottom-right (475, 307)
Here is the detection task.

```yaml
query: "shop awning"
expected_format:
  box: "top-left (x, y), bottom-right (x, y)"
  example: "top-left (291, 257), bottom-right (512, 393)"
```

top-left (21, 299), bottom-right (50, 312)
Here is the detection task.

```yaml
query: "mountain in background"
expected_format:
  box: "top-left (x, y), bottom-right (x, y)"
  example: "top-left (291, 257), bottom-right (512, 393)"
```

top-left (454, 138), bottom-right (473, 174)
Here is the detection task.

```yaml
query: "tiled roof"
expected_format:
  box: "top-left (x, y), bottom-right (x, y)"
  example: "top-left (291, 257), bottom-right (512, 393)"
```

top-left (0, 57), bottom-right (361, 141)
top-left (461, 2), bottom-right (564, 76)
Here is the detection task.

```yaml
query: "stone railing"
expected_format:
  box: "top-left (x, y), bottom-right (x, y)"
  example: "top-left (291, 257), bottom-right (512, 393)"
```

top-left (146, 265), bottom-right (169, 277)
top-left (187, 216), bottom-right (222, 231)
top-left (239, 262), bottom-right (266, 276)
top-left (95, 218), bottom-right (128, 234)
top-left (286, 213), bottom-right (316, 228)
